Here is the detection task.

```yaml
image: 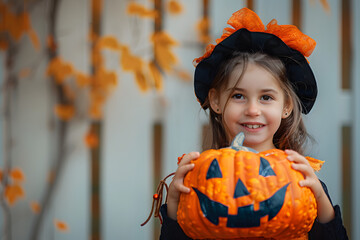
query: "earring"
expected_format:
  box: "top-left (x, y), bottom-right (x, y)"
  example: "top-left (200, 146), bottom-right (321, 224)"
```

top-left (217, 108), bottom-right (219, 112)
top-left (284, 112), bottom-right (288, 116)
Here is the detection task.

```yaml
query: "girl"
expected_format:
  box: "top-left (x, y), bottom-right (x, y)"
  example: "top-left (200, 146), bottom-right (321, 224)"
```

top-left (160, 8), bottom-right (348, 239)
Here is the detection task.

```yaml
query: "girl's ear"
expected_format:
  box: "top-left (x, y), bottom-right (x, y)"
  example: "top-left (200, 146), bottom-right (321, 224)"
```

top-left (282, 99), bottom-right (294, 119)
top-left (208, 88), bottom-right (222, 114)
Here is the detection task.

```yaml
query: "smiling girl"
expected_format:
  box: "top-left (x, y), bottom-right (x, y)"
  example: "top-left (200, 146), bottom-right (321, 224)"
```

top-left (159, 8), bottom-right (348, 240)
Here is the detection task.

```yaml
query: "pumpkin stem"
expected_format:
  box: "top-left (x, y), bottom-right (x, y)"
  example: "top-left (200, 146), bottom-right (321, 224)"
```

top-left (230, 132), bottom-right (258, 153)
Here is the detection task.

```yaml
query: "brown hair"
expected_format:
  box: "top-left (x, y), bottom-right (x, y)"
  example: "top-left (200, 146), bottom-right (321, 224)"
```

top-left (202, 52), bottom-right (311, 154)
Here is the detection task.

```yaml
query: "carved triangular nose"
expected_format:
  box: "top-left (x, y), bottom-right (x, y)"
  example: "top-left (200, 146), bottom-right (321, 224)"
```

top-left (233, 178), bottom-right (250, 198)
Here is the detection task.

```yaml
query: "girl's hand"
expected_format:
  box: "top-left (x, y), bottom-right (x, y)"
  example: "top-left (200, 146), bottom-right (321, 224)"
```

top-left (285, 149), bottom-right (335, 223)
top-left (167, 152), bottom-right (200, 220)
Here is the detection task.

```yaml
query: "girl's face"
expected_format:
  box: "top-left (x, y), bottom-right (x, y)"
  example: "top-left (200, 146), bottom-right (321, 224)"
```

top-left (210, 63), bottom-right (290, 152)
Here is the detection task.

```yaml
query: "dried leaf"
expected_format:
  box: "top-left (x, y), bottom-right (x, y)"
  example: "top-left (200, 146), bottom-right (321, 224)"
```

top-left (97, 36), bottom-right (122, 51)
top-left (54, 104), bottom-right (75, 121)
top-left (120, 46), bottom-right (143, 72)
top-left (91, 47), bottom-right (103, 68)
top-left (89, 103), bottom-right (103, 120)
top-left (54, 219), bottom-right (69, 232)
top-left (63, 85), bottom-right (75, 101)
top-left (175, 69), bottom-right (191, 82)
top-left (135, 70), bottom-right (149, 92)
top-left (151, 31), bottom-right (178, 46)
top-left (196, 17), bottom-right (211, 44)
top-left (18, 68), bottom-right (31, 78)
top-left (154, 45), bottom-right (177, 71)
top-left (0, 39), bottom-right (8, 50)
top-left (0, 168), bottom-right (3, 182)
top-left (47, 171), bottom-right (55, 183)
top-left (47, 35), bottom-right (57, 51)
top-left (10, 168), bottom-right (25, 182)
top-left (127, 2), bottom-right (157, 18)
top-left (151, 32), bottom-right (178, 71)
top-left (75, 72), bottom-right (92, 88)
top-left (84, 132), bottom-right (99, 149)
top-left (28, 28), bottom-right (40, 50)
top-left (30, 201), bottom-right (41, 214)
top-left (167, 0), bottom-right (183, 15)
top-left (5, 184), bottom-right (25, 206)
top-left (320, 0), bottom-right (330, 13)
top-left (46, 57), bottom-right (74, 84)
top-left (148, 61), bottom-right (162, 91)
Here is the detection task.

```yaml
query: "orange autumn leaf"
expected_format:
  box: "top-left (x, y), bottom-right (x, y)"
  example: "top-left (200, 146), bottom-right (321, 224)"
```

top-left (320, 0), bottom-right (330, 13)
top-left (0, 39), bottom-right (8, 50)
top-left (84, 132), bottom-right (99, 148)
top-left (89, 103), bottom-right (103, 120)
top-left (18, 68), bottom-right (31, 78)
top-left (47, 35), bottom-right (57, 51)
top-left (151, 32), bottom-right (178, 71)
top-left (28, 28), bottom-right (40, 50)
top-left (167, 0), bottom-right (183, 15)
top-left (54, 219), bottom-right (69, 232)
top-left (97, 36), bottom-right (122, 51)
top-left (95, 68), bottom-right (117, 87)
top-left (175, 69), bottom-right (192, 82)
top-left (5, 184), bottom-right (25, 206)
top-left (196, 17), bottom-right (211, 44)
top-left (120, 46), bottom-right (144, 72)
top-left (91, 45), bottom-right (104, 67)
top-left (63, 85), bottom-right (75, 101)
top-left (46, 57), bottom-right (74, 84)
top-left (30, 201), bottom-right (41, 214)
top-left (127, 2), bottom-right (157, 18)
top-left (10, 168), bottom-right (25, 182)
top-left (47, 171), bottom-right (55, 183)
top-left (148, 61), bottom-right (162, 91)
top-left (75, 72), bottom-right (92, 87)
top-left (0, 168), bottom-right (3, 182)
top-left (135, 70), bottom-right (150, 92)
top-left (54, 104), bottom-right (75, 121)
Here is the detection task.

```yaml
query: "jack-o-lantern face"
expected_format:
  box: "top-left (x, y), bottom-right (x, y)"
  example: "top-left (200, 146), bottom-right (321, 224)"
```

top-left (177, 134), bottom-right (321, 240)
top-left (193, 157), bottom-right (290, 229)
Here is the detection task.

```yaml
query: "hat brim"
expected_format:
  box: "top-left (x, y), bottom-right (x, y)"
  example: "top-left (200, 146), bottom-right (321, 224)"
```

top-left (194, 28), bottom-right (317, 114)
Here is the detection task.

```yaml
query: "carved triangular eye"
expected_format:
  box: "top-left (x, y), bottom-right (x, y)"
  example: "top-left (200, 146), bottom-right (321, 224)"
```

top-left (233, 178), bottom-right (250, 198)
top-left (259, 157), bottom-right (276, 177)
top-left (206, 159), bottom-right (222, 179)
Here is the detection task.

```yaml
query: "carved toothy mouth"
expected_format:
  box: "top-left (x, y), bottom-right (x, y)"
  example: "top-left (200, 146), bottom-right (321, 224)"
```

top-left (192, 182), bottom-right (290, 228)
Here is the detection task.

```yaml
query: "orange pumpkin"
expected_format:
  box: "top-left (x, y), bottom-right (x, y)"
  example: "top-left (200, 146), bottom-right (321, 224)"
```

top-left (177, 132), bottom-right (323, 240)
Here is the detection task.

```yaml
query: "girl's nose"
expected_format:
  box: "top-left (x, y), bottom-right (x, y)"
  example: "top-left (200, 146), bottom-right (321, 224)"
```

top-left (245, 101), bottom-right (260, 116)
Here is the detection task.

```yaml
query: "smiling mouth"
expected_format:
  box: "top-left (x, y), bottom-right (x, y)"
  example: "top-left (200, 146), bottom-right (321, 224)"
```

top-left (242, 124), bottom-right (264, 129)
top-left (193, 183), bottom-right (290, 228)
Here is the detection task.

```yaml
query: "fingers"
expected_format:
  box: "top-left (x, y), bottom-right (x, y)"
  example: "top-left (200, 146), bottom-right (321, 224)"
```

top-left (178, 152), bottom-right (200, 166)
top-left (171, 152), bottom-right (199, 194)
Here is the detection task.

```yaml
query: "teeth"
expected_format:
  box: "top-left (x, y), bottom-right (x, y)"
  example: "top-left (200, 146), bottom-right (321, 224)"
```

top-left (244, 124), bottom-right (263, 129)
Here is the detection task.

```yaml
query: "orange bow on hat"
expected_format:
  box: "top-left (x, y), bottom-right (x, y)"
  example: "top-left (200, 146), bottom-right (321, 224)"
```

top-left (193, 8), bottom-right (316, 66)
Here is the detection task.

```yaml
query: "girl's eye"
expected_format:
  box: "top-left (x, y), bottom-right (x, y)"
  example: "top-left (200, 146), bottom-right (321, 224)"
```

top-left (232, 93), bottom-right (244, 100)
top-left (261, 95), bottom-right (273, 101)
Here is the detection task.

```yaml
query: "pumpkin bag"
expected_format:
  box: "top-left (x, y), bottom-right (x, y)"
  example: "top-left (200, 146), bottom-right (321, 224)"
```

top-left (177, 132), bottom-right (324, 240)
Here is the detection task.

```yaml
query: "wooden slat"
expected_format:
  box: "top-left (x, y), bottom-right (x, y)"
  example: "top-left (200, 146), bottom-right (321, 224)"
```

top-left (292, 0), bottom-right (301, 29)
top-left (246, 0), bottom-right (254, 11)
top-left (342, 0), bottom-right (352, 89)
top-left (153, 123), bottom-right (163, 240)
top-left (342, 125), bottom-right (352, 239)
top-left (90, 0), bottom-right (103, 239)
top-left (202, 123), bottom-right (211, 151)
